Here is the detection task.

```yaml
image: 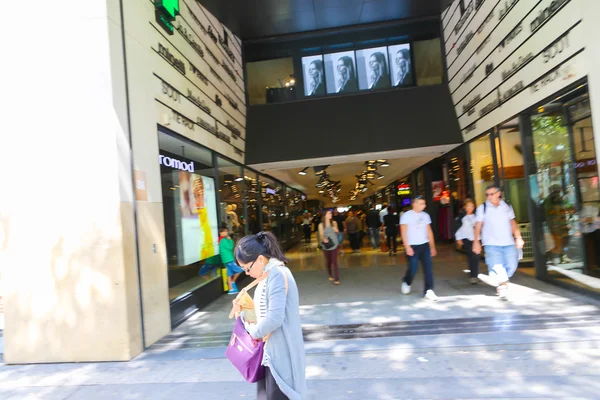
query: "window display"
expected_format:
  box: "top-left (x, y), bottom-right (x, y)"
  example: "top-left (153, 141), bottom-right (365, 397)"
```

top-left (324, 51), bottom-right (358, 94)
top-left (158, 131), bottom-right (221, 300)
top-left (469, 133), bottom-right (495, 206)
top-left (217, 157), bottom-right (245, 239)
top-left (387, 43), bottom-right (413, 87)
top-left (301, 55), bottom-right (325, 97)
top-left (356, 47), bottom-right (391, 90)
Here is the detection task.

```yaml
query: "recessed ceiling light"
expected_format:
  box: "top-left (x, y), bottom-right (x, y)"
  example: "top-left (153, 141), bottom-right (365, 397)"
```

top-left (377, 175), bottom-right (384, 180)
top-left (298, 167), bottom-right (308, 175)
top-left (380, 162), bottom-right (390, 167)
top-left (234, 177), bottom-right (243, 182)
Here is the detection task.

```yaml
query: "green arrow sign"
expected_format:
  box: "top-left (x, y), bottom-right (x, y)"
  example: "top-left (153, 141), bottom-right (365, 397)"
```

top-left (155, 0), bottom-right (179, 21)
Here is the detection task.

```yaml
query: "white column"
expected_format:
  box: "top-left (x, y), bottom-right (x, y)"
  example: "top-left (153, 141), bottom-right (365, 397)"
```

top-left (581, 0), bottom-right (600, 160)
top-left (0, 0), bottom-right (144, 363)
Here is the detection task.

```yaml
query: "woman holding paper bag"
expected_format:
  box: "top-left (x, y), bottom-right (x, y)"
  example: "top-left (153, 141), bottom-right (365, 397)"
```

top-left (231, 232), bottom-right (307, 400)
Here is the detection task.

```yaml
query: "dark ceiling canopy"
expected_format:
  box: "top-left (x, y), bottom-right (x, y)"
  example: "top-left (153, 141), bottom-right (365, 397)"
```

top-left (197, 0), bottom-right (447, 40)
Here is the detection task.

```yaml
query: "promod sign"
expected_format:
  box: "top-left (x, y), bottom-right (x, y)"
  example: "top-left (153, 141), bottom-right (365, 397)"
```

top-left (154, 0), bottom-right (179, 35)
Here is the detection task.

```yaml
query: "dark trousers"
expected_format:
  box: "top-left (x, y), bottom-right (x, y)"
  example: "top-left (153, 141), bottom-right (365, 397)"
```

top-left (324, 247), bottom-right (340, 280)
top-left (403, 243), bottom-right (434, 294)
top-left (387, 232), bottom-right (397, 253)
top-left (462, 239), bottom-right (480, 278)
top-left (257, 367), bottom-right (288, 400)
top-left (302, 224), bottom-right (311, 243)
top-left (349, 232), bottom-right (360, 250)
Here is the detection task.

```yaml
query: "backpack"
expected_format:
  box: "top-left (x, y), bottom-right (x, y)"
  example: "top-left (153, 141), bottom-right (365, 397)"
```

top-left (452, 210), bottom-right (466, 237)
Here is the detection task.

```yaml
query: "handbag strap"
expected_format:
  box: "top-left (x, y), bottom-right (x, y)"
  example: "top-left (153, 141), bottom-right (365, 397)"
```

top-left (228, 271), bottom-right (269, 319)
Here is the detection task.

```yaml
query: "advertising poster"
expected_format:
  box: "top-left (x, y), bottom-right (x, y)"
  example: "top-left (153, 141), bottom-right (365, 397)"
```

top-left (388, 43), bottom-right (413, 87)
top-left (178, 172), bottom-right (219, 265)
top-left (356, 46), bottom-right (391, 90)
top-left (301, 55), bottom-right (325, 97)
top-left (324, 51), bottom-right (358, 94)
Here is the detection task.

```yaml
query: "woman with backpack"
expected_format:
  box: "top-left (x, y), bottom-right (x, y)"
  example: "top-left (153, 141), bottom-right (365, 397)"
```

top-left (454, 198), bottom-right (480, 284)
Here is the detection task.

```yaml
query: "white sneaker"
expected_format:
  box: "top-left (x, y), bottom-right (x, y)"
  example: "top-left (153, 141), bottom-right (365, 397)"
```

top-left (497, 284), bottom-right (508, 300)
top-left (478, 273), bottom-right (499, 288)
top-left (401, 282), bottom-right (411, 295)
top-left (424, 290), bottom-right (438, 301)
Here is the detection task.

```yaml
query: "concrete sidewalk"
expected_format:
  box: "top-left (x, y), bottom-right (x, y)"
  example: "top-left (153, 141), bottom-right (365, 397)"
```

top-left (2, 245), bottom-right (600, 399)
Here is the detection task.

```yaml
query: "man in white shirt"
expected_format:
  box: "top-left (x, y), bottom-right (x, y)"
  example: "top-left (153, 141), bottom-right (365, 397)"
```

top-left (379, 202), bottom-right (389, 224)
top-left (400, 197), bottom-right (438, 301)
top-left (473, 185), bottom-right (525, 300)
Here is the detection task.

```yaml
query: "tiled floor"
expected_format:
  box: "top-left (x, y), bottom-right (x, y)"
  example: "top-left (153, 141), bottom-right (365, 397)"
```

top-left (157, 238), bottom-right (600, 349)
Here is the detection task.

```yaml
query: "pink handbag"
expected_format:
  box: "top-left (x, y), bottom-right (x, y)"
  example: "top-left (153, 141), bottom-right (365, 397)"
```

top-left (226, 268), bottom-right (289, 383)
top-left (225, 317), bottom-right (266, 383)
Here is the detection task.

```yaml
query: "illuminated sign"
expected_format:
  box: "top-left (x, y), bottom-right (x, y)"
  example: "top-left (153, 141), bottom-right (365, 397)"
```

top-left (397, 183), bottom-right (411, 196)
top-left (155, 0), bottom-right (180, 35)
top-left (159, 155), bottom-right (194, 172)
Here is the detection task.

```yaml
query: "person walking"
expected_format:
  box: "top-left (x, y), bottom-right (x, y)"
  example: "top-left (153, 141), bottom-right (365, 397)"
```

top-left (454, 199), bottom-right (480, 284)
top-left (366, 206), bottom-right (381, 249)
top-left (318, 210), bottom-right (341, 285)
top-left (400, 197), bottom-right (438, 301)
top-left (332, 209), bottom-right (346, 254)
top-left (346, 211), bottom-right (361, 253)
top-left (301, 212), bottom-right (312, 244)
top-left (232, 231), bottom-right (307, 399)
top-left (473, 185), bottom-right (525, 300)
top-left (383, 206), bottom-right (400, 255)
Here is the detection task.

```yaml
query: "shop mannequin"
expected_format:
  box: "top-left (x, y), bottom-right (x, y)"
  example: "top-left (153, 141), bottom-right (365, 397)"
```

top-left (226, 204), bottom-right (240, 233)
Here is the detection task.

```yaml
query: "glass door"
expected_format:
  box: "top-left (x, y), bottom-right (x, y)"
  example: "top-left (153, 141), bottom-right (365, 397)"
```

top-left (529, 107), bottom-right (586, 276)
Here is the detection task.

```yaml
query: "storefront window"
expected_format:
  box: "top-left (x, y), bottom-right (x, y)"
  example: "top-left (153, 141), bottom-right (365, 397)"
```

top-left (246, 57), bottom-right (296, 105)
top-left (497, 125), bottom-right (529, 223)
top-left (217, 157), bottom-right (245, 240)
top-left (529, 108), bottom-right (590, 281)
top-left (158, 131), bottom-right (221, 301)
top-left (413, 38), bottom-right (444, 86)
top-left (244, 172), bottom-right (261, 234)
top-left (568, 96), bottom-right (600, 280)
top-left (448, 146), bottom-right (473, 213)
top-left (469, 133), bottom-right (495, 206)
top-left (261, 176), bottom-right (285, 241)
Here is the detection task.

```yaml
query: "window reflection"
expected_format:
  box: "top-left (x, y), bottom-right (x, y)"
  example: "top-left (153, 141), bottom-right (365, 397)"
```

top-left (469, 133), bottom-right (495, 206)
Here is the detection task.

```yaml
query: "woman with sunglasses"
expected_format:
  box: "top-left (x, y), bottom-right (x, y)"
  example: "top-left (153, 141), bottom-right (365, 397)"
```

top-left (233, 231), bottom-right (307, 400)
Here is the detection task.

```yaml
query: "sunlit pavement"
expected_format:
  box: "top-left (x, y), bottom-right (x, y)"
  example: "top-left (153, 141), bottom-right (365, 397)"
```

top-left (1, 242), bottom-right (600, 399)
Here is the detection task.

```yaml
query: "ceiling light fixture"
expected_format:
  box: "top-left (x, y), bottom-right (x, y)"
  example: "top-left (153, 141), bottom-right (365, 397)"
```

top-left (298, 167), bottom-right (308, 175)
top-left (234, 177), bottom-right (243, 182)
top-left (380, 162), bottom-right (390, 167)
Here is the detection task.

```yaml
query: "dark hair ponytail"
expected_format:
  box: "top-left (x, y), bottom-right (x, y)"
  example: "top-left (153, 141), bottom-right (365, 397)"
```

top-left (234, 231), bottom-right (289, 265)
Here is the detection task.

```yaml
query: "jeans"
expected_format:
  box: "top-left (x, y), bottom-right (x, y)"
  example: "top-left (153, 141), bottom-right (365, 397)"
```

top-left (349, 232), bottom-right (360, 250)
top-left (387, 232), bottom-right (397, 253)
top-left (324, 247), bottom-right (340, 281)
top-left (337, 232), bottom-right (344, 250)
top-left (369, 227), bottom-right (380, 248)
top-left (302, 224), bottom-right (311, 243)
top-left (403, 243), bottom-right (434, 294)
top-left (462, 239), bottom-right (481, 278)
top-left (484, 244), bottom-right (518, 282)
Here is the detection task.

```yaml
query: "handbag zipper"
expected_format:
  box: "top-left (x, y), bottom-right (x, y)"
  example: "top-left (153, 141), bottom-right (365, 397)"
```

top-left (231, 333), bottom-right (258, 354)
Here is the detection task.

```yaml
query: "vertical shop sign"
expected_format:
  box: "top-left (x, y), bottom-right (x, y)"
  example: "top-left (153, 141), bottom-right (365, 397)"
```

top-left (155, 0), bottom-right (180, 35)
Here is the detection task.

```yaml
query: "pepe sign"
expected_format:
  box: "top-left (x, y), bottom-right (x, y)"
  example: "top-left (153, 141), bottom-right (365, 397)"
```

top-left (155, 0), bottom-right (180, 35)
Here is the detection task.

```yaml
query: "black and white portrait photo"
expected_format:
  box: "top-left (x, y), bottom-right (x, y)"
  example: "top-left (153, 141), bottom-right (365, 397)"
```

top-left (388, 44), bottom-right (413, 87)
top-left (324, 51), bottom-right (358, 94)
top-left (301, 55), bottom-right (325, 97)
top-left (356, 47), bottom-right (391, 91)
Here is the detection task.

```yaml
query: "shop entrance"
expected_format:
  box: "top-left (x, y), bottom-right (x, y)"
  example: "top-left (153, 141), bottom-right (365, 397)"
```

top-left (522, 87), bottom-right (600, 292)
